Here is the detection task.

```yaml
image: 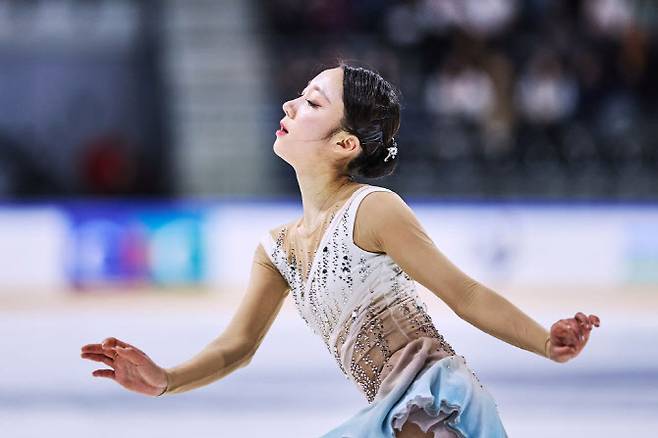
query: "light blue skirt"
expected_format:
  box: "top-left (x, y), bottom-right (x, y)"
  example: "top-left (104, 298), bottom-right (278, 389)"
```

top-left (320, 352), bottom-right (508, 438)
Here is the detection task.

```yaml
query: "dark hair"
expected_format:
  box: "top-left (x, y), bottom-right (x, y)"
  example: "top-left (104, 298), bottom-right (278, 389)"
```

top-left (337, 62), bottom-right (402, 179)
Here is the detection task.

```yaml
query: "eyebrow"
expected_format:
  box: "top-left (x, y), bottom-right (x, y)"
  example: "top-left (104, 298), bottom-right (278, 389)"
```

top-left (304, 81), bottom-right (331, 104)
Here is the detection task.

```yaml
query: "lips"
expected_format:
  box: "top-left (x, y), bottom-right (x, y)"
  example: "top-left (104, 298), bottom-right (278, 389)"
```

top-left (279, 121), bottom-right (289, 133)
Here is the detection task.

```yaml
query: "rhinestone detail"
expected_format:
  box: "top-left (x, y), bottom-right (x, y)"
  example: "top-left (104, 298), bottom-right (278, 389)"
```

top-left (265, 187), bottom-right (472, 403)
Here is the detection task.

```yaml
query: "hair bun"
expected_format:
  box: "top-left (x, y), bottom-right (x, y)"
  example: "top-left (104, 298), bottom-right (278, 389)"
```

top-left (340, 63), bottom-right (402, 179)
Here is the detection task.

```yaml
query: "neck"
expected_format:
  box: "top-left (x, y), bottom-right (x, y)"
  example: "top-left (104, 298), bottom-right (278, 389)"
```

top-left (295, 171), bottom-right (360, 231)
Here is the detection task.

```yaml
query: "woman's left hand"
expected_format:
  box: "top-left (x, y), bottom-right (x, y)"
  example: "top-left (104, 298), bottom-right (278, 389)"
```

top-left (547, 312), bottom-right (600, 363)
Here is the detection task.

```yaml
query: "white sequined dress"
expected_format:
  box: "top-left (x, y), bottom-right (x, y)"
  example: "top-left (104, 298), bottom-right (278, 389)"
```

top-left (261, 185), bottom-right (508, 438)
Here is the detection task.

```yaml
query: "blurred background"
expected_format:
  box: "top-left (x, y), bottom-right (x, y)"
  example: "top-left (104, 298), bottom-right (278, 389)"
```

top-left (0, 0), bottom-right (656, 437)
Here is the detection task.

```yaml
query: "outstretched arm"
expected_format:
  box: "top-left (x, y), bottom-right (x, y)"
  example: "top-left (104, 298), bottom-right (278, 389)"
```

top-left (161, 243), bottom-right (290, 394)
top-left (81, 242), bottom-right (290, 395)
top-left (356, 191), bottom-right (599, 362)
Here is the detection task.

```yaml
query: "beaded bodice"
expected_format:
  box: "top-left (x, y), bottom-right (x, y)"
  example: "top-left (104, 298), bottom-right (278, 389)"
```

top-left (261, 185), bottom-right (456, 403)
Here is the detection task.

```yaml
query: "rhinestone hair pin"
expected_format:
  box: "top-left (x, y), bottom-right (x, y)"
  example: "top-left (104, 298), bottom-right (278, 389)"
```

top-left (384, 138), bottom-right (398, 162)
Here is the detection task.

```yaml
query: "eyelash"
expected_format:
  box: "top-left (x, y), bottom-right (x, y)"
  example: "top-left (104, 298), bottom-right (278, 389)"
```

top-left (298, 90), bottom-right (319, 108)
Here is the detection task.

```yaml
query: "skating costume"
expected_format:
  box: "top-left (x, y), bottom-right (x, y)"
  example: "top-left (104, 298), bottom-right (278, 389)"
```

top-left (260, 185), bottom-right (537, 437)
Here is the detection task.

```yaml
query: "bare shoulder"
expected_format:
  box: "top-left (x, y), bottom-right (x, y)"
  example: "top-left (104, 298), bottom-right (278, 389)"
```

top-left (354, 189), bottom-right (410, 253)
top-left (358, 189), bottom-right (410, 218)
top-left (255, 221), bottom-right (295, 282)
top-left (259, 220), bottom-right (298, 263)
top-left (265, 219), bottom-right (297, 242)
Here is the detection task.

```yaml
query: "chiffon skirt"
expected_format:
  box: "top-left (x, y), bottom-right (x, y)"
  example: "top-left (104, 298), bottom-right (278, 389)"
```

top-left (320, 337), bottom-right (508, 438)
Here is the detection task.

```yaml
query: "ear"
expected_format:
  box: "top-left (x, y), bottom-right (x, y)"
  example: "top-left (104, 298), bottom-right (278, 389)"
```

top-left (336, 134), bottom-right (360, 154)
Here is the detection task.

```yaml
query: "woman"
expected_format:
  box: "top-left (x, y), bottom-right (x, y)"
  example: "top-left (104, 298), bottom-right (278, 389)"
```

top-left (81, 63), bottom-right (600, 437)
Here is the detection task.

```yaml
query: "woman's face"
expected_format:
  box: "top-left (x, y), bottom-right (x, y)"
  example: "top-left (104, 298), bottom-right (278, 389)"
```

top-left (274, 67), bottom-right (351, 172)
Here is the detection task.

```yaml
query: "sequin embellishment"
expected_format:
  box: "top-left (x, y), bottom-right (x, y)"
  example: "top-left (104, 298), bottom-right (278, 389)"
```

top-left (265, 186), bottom-right (469, 403)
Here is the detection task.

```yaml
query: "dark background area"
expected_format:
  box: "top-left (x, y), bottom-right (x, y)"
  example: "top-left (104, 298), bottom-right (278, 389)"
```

top-left (1, 0), bottom-right (656, 199)
top-left (263, 0), bottom-right (658, 199)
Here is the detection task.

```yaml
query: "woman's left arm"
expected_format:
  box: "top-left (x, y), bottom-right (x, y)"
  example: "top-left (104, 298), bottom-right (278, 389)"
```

top-left (356, 191), bottom-right (599, 362)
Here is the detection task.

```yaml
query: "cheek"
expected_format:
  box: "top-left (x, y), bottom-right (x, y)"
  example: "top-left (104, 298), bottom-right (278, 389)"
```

top-left (305, 114), bottom-right (341, 141)
top-left (297, 109), bottom-right (322, 127)
top-left (299, 104), bottom-right (336, 126)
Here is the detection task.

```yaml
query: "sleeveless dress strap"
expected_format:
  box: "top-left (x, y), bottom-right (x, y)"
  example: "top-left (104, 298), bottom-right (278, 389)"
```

top-left (344, 185), bottom-right (393, 244)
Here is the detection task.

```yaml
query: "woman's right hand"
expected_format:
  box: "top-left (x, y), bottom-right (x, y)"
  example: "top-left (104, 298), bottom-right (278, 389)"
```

top-left (80, 337), bottom-right (168, 396)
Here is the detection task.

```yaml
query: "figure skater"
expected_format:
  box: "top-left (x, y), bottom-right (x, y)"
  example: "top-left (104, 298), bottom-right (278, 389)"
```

top-left (81, 62), bottom-right (600, 438)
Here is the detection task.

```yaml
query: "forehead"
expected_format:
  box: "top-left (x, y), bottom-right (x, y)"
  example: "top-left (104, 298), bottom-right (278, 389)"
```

top-left (307, 67), bottom-right (343, 102)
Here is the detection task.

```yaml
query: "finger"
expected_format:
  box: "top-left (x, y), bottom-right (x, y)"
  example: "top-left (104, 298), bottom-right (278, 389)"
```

top-left (102, 337), bottom-right (148, 356)
top-left (574, 313), bottom-right (591, 331)
top-left (572, 327), bottom-right (590, 352)
top-left (92, 369), bottom-right (115, 379)
top-left (553, 345), bottom-right (576, 357)
top-left (83, 345), bottom-right (118, 359)
top-left (556, 322), bottom-right (579, 346)
top-left (553, 318), bottom-right (572, 335)
top-left (115, 346), bottom-right (146, 365)
top-left (555, 344), bottom-right (575, 353)
top-left (551, 345), bottom-right (577, 362)
top-left (81, 353), bottom-right (115, 368)
top-left (571, 320), bottom-right (586, 342)
top-left (102, 337), bottom-right (140, 350)
top-left (81, 344), bottom-right (105, 354)
top-left (101, 346), bottom-right (118, 358)
top-left (569, 318), bottom-right (587, 340)
top-left (101, 337), bottom-right (133, 349)
top-left (576, 327), bottom-right (587, 345)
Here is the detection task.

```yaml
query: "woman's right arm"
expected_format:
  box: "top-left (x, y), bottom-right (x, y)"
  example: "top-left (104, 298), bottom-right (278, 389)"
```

top-left (162, 242), bottom-right (289, 394)
top-left (81, 242), bottom-right (290, 396)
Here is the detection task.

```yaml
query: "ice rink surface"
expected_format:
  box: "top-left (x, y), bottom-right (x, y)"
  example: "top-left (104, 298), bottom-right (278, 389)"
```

top-left (0, 287), bottom-right (656, 437)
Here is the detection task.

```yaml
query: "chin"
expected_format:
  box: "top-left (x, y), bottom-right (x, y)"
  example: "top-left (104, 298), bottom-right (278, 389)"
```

top-left (272, 143), bottom-right (290, 163)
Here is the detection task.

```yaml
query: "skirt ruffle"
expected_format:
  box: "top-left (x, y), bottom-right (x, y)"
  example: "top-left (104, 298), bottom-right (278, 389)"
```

top-left (320, 338), bottom-right (508, 438)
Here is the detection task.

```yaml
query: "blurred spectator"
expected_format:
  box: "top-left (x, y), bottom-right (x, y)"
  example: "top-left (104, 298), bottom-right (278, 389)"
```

top-left (456, 0), bottom-right (519, 37)
top-left (1, 0), bottom-right (655, 198)
top-left (583, 0), bottom-right (634, 38)
top-left (481, 52), bottom-right (515, 160)
top-left (515, 51), bottom-right (578, 124)
top-left (425, 55), bottom-right (495, 122)
top-left (417, 0), bottom-right (518, 37)
top-left (263, 0), bottom-right (656, 197)
top-left (385, 0), bottom-right (427, 46)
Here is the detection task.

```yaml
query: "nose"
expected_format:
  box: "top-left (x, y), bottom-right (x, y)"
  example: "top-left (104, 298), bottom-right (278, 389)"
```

top-left (282, 97), bottom-right (296, 118)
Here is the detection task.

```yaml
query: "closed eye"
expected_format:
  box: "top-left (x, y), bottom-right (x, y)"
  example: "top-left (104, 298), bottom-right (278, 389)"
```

top-left (298, 90), bottom-right (319, 108)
